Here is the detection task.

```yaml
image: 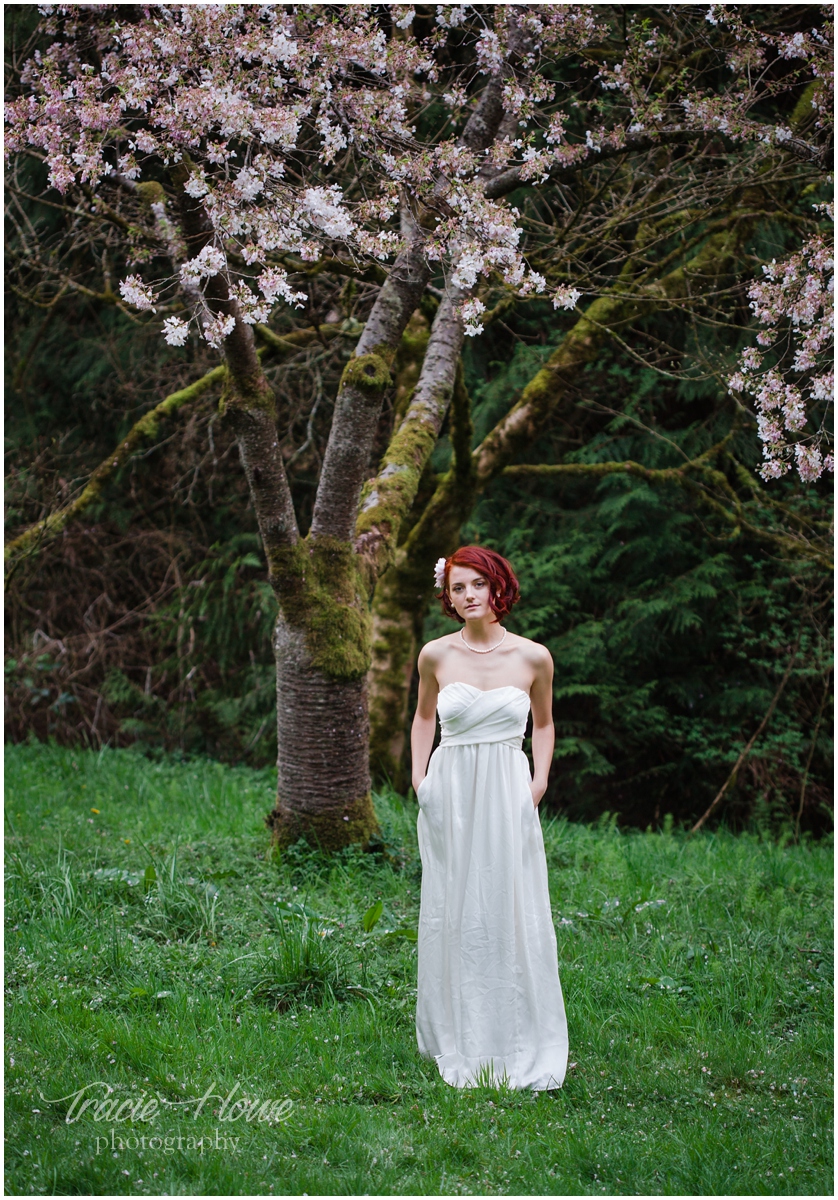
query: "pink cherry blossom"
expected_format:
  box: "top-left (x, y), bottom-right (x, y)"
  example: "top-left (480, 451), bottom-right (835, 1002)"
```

top-left (733, 229), bottom-right (833, 483)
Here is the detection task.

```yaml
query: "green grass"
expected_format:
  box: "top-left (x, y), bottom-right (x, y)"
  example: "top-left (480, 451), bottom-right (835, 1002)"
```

top-left (4, 741), bottom-right (833, 1197)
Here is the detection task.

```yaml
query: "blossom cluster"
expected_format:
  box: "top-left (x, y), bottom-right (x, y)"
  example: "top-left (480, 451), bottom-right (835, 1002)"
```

top-left (5, 5), bottom-right (607, 345)
top-left (592, 9), bottom-right (826, 155)
top-left (5, 4), bottom-right (831, 357)
top-left (729, 228), bottom-right (834, 483)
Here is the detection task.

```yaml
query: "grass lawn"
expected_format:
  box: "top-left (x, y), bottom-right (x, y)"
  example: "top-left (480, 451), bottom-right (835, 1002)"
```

top-left (4, 741), bottom-right (833, 1196)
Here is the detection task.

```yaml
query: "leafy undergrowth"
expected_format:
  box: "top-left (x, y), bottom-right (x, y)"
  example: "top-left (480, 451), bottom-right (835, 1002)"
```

top-left (4, 742), bottom-right (833, 1196)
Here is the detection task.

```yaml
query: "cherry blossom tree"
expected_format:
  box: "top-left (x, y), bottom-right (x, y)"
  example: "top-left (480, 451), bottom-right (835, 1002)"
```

top-left (5, 4), bottom-right (832, 845)
top-left (706, 5), bottom-right (834, 483)
top-left (729, 221), bottom-right (833, 482)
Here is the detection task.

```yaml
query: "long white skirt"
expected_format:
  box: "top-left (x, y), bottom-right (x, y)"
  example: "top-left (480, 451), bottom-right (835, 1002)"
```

top-left (415, 737), bottom-right (569, 1090)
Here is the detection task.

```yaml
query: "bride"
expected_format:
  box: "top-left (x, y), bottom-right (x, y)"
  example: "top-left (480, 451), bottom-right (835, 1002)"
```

top-left (411, 544), bottom-right (569, 1091)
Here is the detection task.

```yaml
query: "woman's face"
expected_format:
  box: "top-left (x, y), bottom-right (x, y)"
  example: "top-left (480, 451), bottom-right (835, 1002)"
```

top-left (447, 566), bottom-right (494, 621)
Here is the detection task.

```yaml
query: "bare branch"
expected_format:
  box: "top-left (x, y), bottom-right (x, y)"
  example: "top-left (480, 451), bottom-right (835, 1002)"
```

top-left (688, 633), bottom-right (802, 836)
top-left (5, 326), bottom-right (339, 582)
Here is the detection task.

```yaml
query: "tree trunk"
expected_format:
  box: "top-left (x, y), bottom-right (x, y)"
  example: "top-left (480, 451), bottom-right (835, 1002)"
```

top-left (267, 285), bottom-right (469, 843)
top-left (265, 58), bottom-right (512, 847)
top-left (368, 362), bottom-right (476, 785)
top-left (262, 230), bottom-right (430, 848)
top-left (266, 609), bottom-right (378, 852)
top-left (366, 319), bottom-right (434, 788)
top-left (368, 560), bottom-right (426, 790)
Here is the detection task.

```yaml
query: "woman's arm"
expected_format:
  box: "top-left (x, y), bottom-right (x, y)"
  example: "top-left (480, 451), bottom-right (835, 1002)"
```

top-left (411, 644), bottom-right (439, 795)
top-left (529, 647), bottom-right (555, 808)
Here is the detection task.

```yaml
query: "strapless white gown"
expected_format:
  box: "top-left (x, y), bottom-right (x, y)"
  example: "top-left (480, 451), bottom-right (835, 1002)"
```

top-left (415, 682), bottom-right (568, 1090)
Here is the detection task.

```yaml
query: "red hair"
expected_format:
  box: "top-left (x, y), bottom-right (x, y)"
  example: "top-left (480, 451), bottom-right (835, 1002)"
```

top-left (436, 545), bottom-right (521, 624)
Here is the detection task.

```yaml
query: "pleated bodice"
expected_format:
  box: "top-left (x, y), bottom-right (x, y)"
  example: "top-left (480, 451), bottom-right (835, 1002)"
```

top-left (437, 682), bottom-right (531, 748)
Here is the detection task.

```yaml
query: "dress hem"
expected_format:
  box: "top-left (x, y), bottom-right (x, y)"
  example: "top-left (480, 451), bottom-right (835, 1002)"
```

top-left (417, 1043), bottom-right (567, 1092)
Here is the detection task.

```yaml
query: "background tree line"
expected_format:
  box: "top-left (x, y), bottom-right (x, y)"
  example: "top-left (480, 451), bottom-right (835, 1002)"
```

top-left (5, 3), bottom-right (833, 841)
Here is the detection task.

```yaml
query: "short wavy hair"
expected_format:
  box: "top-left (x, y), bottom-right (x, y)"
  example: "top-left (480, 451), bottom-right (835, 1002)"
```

top-left (435, 545), bottom-right (521, 624)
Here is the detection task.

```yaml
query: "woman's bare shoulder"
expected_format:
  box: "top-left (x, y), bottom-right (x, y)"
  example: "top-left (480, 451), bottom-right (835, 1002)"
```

top-left (507, 630), bottom-right (552, 662)
top-left (417, 633), bottom-right (458, 668)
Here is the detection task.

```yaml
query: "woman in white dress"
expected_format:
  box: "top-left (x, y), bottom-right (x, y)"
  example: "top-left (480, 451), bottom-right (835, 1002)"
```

top-left (412, 545), bottom-right (569, 1091)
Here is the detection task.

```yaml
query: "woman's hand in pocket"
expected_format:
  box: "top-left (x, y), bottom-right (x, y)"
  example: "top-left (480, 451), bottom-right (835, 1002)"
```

top-left (529, 778), bottom-right (547, 808)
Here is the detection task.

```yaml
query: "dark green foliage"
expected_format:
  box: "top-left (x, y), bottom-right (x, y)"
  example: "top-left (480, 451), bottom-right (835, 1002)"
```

top-left (144, 537), bottom-right (278, 760)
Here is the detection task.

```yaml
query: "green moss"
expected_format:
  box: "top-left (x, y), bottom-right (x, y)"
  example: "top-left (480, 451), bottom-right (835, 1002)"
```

top-left (219, 370), bottom-right (276, 419)
top-left (368, 620), bottom-right (414, 787)
top-left (267, 536), bottom-right (373, 680)
top-left (134, 411), bottom-right (160, 441)
top-left (790, 81), bottom-right (817, 130)
top-left (392, 314), bottom-right (430, 428)
top-left (306, 537), bottom-right (373, 677)
top-left (399, 331), bottom-right (430, 361)
top-left (339, 353), bottom-right (392, 394)
top-left (354, 416), bottom-right (436, 543)
top-left (135, 180), bottom-right (166, 211)
top-left (265, 541), bottom-right (309, 615)
top-left (266, 790), bottom-right (380, 852)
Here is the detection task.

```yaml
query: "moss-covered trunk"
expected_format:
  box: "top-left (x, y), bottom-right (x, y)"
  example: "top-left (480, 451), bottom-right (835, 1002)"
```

top-left (367, 363), bottom-right (476, 785)
top-left (264, 535), bottom-right (379, 850)
top-left (269, 262), bottom-right (476, 836)
top-left (267, 613), bottom-right (378, 852)
top-left (368, 565), bottom-right (426, 790)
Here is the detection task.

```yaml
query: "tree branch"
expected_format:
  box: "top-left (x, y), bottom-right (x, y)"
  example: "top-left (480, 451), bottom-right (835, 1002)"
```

top-left (688, 633), bottom-right (802, 836)
top-left (484, 128), bottom-right (702, 199)
top-left (308, 47), bottom-right (511, 546)
top-left (4, 363), bottom-right (225, 583)
top-left (4, 326), bottom-right (338, 583)
top-left (307, 227), bottom-right (430, 543)
top-left (171, 161), bottom-right (301, 564)
top-left (354, 284), bottom-right (466, 586)
top-left (483, 126), bottom-right (830, 201)
top-left (500, 430), bottom-right (738, 483)
top-left (401, 221), bottom-right (752, 563)
top-left (500, 441), bottom-right (832, 571)
top-left (474, 225), bottom-right (747, 482)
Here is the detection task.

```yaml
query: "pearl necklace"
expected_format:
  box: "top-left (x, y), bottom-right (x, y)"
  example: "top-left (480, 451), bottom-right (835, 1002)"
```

top-left (460, 626), bottom-right (507, 653)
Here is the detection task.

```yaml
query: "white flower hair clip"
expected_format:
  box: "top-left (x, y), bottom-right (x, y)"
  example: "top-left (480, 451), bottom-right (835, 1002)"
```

top-left (433, 557), bottom-right (447, 589)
